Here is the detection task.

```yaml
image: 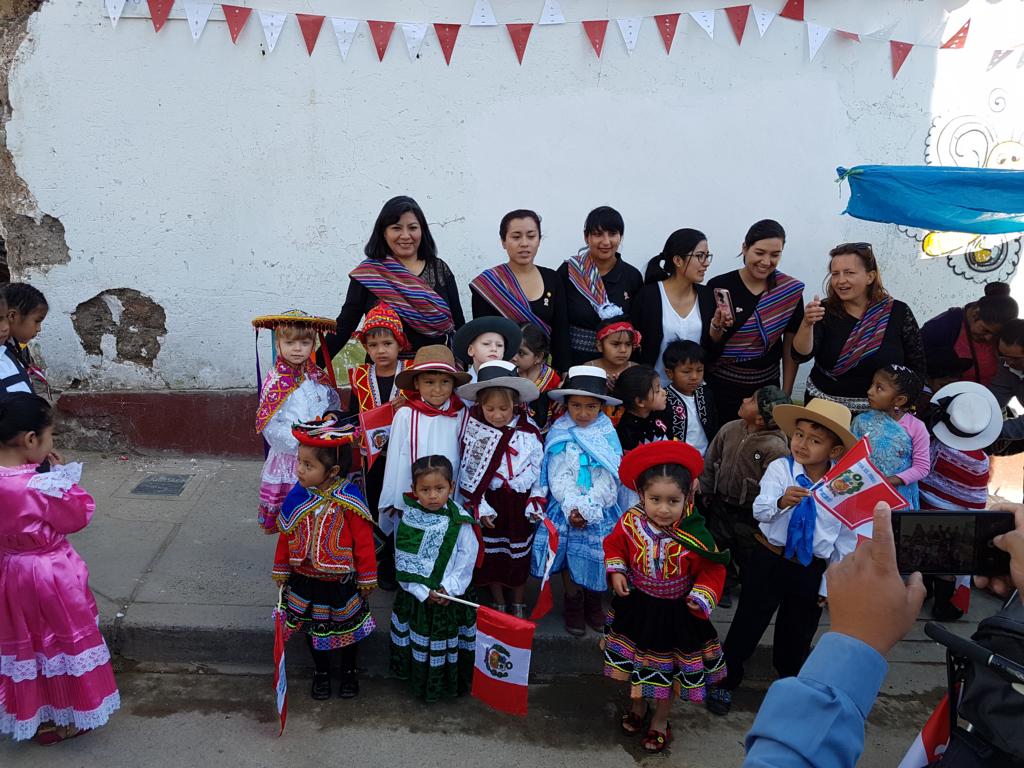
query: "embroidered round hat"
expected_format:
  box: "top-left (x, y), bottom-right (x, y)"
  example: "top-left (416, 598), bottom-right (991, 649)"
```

top-left (452, 316), bottom-right (523, 364)
top-left (354, 303), bottom-right (410, 351)
top-left (395, 344), bottom-right (472, 391)
top-left (252, 309), bottom-right (336, 333)
top-left (291, 411), bottom-right (358, 448)
top-left (929, 381), bottom-right (1002, 451)
top-left (772, 397), bottom-right (857, 449)
top-left (548, 365), bottom-right (622, 406)
top-left (619, 441), bottom-right (704, 491)
top-left (456, 360), bottom-right (540, 403)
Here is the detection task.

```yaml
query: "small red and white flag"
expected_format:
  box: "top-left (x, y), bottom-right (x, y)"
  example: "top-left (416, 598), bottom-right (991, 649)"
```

top-left (529, 518), bottom-right (559, 621)
top-left (272, 608), bottom-right (288, 735)
top-left (359, 403), bottom-right (395, 471)
top-left (951, 575), bottom-right (972, 614)
top-left (898, 692), bottom-right (952, 767)
top-left (813, 437), bottom-right (908, 529)
top-left (471, 606), bottom-right (536, 716)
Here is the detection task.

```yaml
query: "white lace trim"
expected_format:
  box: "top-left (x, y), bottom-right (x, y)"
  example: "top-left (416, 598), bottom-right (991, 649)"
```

top-left (0, 644), bottom-right (112, 683)
top-left (394, 506), bottom-right (451, 578)
top-left (26, 462), bottom-right (84, 498)
top-left (1, 691), bottom-right (120, 741)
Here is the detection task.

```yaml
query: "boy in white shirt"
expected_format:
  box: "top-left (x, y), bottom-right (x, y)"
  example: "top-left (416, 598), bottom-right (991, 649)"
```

top-left (716, 398), bottom-right (857, 714)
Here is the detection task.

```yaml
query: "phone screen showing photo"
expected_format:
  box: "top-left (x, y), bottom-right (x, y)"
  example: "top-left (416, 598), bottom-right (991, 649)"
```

top-left (893, 512), bottom-right (1013, 576)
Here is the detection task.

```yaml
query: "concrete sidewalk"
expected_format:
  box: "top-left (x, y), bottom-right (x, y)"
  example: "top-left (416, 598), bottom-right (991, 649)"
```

top-left (69, 451), bottom-right (1002, 690)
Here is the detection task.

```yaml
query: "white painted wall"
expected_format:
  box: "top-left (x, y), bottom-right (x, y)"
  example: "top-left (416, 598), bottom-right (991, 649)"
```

top-left (6, 0), bottom-right (1024, 390)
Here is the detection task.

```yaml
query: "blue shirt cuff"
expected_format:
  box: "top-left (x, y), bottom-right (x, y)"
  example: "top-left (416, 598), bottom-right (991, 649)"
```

top-left (799, 633), bottom-right (888, 717)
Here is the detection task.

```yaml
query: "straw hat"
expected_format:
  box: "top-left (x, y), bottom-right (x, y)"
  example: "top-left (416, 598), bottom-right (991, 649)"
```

top-left (456, 360), bottom-right (540, 403)
top-left (395, 345), bottom-right (472, 391)
top-left (929, 381), bottom-right (1002, 451)
top-left (772, 398), bottom-right (857, 449)
top-left (452, 316), bottom-right (523, 364)
top-left (548, 365), bottom-right (622, 406)
top-left (619, 441), bottom-right (704, 492)
top-left (252, 309), bottom-right (335, 333)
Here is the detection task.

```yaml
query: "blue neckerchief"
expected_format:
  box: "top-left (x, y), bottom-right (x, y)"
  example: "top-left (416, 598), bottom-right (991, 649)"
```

top-left (783, 458), bottom-right (817, 567)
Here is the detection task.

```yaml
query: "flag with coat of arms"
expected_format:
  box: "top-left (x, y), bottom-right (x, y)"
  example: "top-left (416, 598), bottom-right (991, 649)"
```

top-left (812, 437), bottom-right (908, 529)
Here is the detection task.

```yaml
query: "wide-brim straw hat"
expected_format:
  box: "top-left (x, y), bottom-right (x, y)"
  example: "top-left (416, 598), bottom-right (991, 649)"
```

top-left (929, 381), bottom-right (1003, 451)
top-left (452, 316), bottom-right (523, 364)
top-left (773, 398), bottom-right (857, 449)
top-left (548, 365), bottom-right (622, 406)
top-left (395, 344), bottom-right (472, 391)
top-left (456, 360), bottom-right (540, 403)
top-left (619, 441), bottom-right (704, 492)
top-left (252, 309), bottom-right (336, 333)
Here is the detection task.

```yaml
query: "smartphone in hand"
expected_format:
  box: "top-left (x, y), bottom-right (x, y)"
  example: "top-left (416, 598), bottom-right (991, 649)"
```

top-left (713, 287), bottom-right (734, 325)
top-left (891, 510), bottom-right (1015, 576)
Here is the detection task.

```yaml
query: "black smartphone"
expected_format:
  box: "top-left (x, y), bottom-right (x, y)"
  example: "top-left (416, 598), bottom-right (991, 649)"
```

top-left (891, 510), bottom-right (1015, 576)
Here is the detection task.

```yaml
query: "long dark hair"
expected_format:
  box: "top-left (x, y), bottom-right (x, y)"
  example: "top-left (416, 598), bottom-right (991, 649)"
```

top-left (364, 196), bottom-right (438, 262)
top-left (645, 228), bottom-right (707, 284)
top-left (741, 219), bottom-right (786, 289)
top-left (970, 282), bottom-right (1018, 326)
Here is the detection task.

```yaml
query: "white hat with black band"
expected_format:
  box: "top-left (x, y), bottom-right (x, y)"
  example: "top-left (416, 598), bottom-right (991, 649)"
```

top-left (929, 381), bottom-right (1003, 451)
top-left (548, 365), bottom-right (622, 406)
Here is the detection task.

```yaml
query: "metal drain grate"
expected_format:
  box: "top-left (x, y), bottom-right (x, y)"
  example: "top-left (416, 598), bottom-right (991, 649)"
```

top-left (131, 473), bottom-right (192, 496)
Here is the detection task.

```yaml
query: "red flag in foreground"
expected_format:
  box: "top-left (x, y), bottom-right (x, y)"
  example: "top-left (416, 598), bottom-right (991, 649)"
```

top-left (951, 575), bottom-right (972, 614)
top-left (272, 609), bottom-right (288, 735)
top-left (359, 403), bottom-right (395, 471)
top-left (898, 693), bottom-right (951, 767)
top-left (812, 437), bottom-right (907, 529)
top-left (529, 518), bottom-right (559, 621)
top-left (472, 607), bottom-right (536, 716)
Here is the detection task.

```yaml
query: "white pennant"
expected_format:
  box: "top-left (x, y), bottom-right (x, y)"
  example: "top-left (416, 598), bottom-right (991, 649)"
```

top-left (986, 50), bottom-right (1013, 71)
top-left (258, 10), bottom-right (287, 53)
top-left (470, 0), bottom-right (497, 26)
top-left (539, 0), bottom-right (565, 25)
top-left (865, 22), bottom-right (899, 41)
top-left (401, 22), bottom-right (428, 60)
top-left (689, 10), bottom-right (715, 40)
top-left (183, 1), bottom-right (214, 41)
top-left (330, 17), bottom-right (360, 61)
top-left (751, 6), bottom-right (775, 37)
top-left (807, 22), bottom-right (830, 61)
top-left (617, 17), bottom-right (643, 54)
top-left (105, 0), bottom-right (127, 28)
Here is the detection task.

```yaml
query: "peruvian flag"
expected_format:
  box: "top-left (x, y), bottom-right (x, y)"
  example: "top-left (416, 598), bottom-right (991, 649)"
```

top-left (898, 693), bottom-right (952, 767)
top-left (359, 403), bottom-right (395, 471)
top-left (812, 437), bottom-right (908, 529)
top-left (951, 575), bottom-right (972, 614)
top-left (529, 518), bottom-right (559, 620)
top-left (272, 608), bottom-right (288, 735)
top-left (472, 607), bottom-right (536, 716)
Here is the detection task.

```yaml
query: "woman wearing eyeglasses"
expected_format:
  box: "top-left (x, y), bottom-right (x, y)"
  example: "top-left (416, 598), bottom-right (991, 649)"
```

top-left (705, 220), bottom-right (806, 420)
top-left (791, 242), bottom-right (926, 414)
top-left (632, 228), bottom-right (730, 383)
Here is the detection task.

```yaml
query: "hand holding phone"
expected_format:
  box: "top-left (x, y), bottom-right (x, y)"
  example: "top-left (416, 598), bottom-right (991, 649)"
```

top-left (713, 287), bottom-right (734, 325)
top-left (891, 510), bottom-right (1016, 576)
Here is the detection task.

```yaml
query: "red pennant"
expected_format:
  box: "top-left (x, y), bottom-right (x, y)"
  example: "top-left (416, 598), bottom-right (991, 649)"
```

top-left (835, 30), bottom-right (860, 42)
top-left (581, 20), bottom-right (609, 57)
top-left (890, 40), bottom-right (913, 78)
top-left (147, 0), bottom-right (174, 33)
top-left (941, 19), bottom-right (970, 50)
top-left (506, 23), bottom-right (533, 64)
top-left (295, 14), bottom-right (325, 56)
top-left (724, 6), bottom-right (750, 45)
top-left (778, 0), bottom-right (804, 21)
top-left (654, 13), bottom-right (681, 54)
top-left (222, 5), bottom-right (252, 44)
top-left (368, 20), bottom-right (396, 61)
top-left (433, 23), bottom-right (461, 65)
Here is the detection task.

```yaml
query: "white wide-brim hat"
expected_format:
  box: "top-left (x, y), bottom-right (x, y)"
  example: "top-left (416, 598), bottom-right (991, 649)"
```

top-left (548, 365), bottom-right (622, 406)
top-left (929, 381), bottom-right (1003, 451)
top-left (456, 360), bottom-right (540, 402)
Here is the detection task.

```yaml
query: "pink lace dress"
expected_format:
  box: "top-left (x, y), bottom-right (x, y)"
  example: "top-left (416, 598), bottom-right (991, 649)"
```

top-left (0, 465), bottom-right (119, 741)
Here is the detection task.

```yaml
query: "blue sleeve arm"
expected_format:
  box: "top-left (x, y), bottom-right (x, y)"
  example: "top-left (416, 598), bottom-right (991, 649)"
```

top-left (742, 633), bottom-right (888, 768)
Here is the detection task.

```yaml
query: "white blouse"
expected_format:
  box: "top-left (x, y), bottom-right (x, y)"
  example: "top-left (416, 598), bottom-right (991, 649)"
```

top-left (655, 282), bottom-right (703, 383)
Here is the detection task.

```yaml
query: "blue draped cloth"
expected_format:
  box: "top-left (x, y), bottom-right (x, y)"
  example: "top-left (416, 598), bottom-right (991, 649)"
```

top-left (838, 165), bottom-right (1024, 235)
top-left (851, 410), bottom-right (920, 509)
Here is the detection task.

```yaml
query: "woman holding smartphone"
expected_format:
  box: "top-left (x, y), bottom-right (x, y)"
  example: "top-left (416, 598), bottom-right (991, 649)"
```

top-left (706, 220), bottom-right (805, 420)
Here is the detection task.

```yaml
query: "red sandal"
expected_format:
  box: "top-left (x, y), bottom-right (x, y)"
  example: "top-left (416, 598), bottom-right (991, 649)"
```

top-left (621, 708), bottom-right (646, 736)
top-left (642, 722), bottom-right (672, 753)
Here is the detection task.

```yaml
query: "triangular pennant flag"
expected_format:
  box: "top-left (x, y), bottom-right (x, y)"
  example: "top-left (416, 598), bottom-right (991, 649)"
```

top-left (368, 21), bottom-right (396, 61)
top-left (582, 20), bottom-right (609, 57)
top-left (296, 14), bottom-right (325, 56)
top-left (222, 5), bottom-right (252, 44)
top-left (835, 29), bottom-right (860, 42)
top-left (941, 19), bottom-right (970, 49)
top-left (689, 10), bottom-right (715, 40)
top-left (147, 0), bottom-right (174, 33)
top-left (506, 23), bottom-right (533, 64)
top-left (890, 40), bottom-right (913, 78)
top-left (987, 49), bottom-right (1013, 71)
top-left (183, 1), bottom-right (214, 41)
top-left (400, 22), bottom-right (428, 60)
top-left (778, 0), bottom-right (804, 22)
top-left (470, 0), bottom-right (497, 27)
top-left (433, 23), bottom-right (460, 65)
top-left (258, 10), bottom-right (287, 53)
top-left (654, 13), bottom-right (680, 53)
top-left (539, 0), bottom-right (565, 25)
top-left (865, 22), bottom-right (898, 41)
top-left (807, 21), bottom-right (830, 61)
top-left (330, 18), bottom-right (359, 61)
top-left (724, 6), bottom-right (750, 45)
top-left (617, 17), bottom-right (643, 54)
top-left (752, 6), bottom-right (774, 37)
top-left (105, 0), bottom-right (127, 28)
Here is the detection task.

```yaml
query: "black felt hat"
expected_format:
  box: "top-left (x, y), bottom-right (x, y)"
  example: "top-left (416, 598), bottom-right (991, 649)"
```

top-left (453, 316), bottom-right (523, 364)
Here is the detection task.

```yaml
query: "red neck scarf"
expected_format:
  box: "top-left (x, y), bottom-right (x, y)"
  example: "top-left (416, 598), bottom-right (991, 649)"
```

top-left (406, 393), bottom-right (465, 418)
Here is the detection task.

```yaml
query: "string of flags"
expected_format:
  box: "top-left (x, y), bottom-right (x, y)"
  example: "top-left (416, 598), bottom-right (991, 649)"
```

top-left (104, 0), bottom-right (1021, 79)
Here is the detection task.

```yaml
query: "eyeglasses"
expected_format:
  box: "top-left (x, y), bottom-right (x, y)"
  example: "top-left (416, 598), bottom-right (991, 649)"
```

top-left (831, 242), bottom-right (874, 258)
top-left (688, 251), bottom-right (714, 265)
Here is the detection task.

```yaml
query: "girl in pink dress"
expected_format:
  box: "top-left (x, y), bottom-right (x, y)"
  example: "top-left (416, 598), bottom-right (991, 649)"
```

top-left (0, 392), bottom-right (119, 744)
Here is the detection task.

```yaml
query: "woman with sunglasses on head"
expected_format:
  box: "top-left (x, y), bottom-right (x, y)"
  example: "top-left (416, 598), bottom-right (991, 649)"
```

top-left (632, 228), bottom-right (731, 384)
top-left (706, 219), bottom-right (806, 421)
top-left (791, 242), bottom-right (925, 415)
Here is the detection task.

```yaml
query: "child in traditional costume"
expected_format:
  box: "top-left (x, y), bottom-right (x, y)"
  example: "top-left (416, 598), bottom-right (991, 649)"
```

top-left (661, 340), bottom-right (718, 454)
top-left (512, 322), bottom-right (562, 432)
top-left (605, 442), bottom-right (730, 753)
top-left (390, 455), bottom-right (479, 702)
top-left (456, 360), bottom-right (545, 618)
top-left (587, 316), bottom-right (639, 394)
top-left (276, 416), bottom-right (376, 700)
top-left (452, 315), bottom-right (522, 386)
top-left (0, 393), bottom-right (119, 744)
top-left (531, 366), bottom-right (624, 637)
top-left (614, 365), bottom-right (669, 452)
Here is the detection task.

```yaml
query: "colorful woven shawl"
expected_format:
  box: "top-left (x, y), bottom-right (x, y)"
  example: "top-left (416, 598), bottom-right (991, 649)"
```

top-left (349, 257), bottom-right (455, 336)
top-left (255, 358), bottom-right (331, 435)
top-left (827, 297), bottom-right (895, 378)
top-left (540, 412), bottom-right (622, 491)
top-left (566, 250), bottom-right (615, 316)
top-left (534, 363), bottom-right (560, 393)
top-left (469, 264), bottom-right (551, 334)
top-left (278, 478), bottom-right (372, 533)
top-left (720, 273), bottom-right (804, 362)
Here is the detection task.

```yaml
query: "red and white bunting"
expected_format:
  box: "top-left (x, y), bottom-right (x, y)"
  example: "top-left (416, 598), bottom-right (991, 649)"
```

top-left (330, 17), bottom-right (359, 61)
top-left (654, 13), bottom-right (680, 53)
top-left (506, 23), bottom-right (533, 64)
top-left (434, 23), bottom-right (461, 65)
top-left (222, 5), bottom-right (252, 44)
top-left (401, 22), bottom-right (428, 60)
top-left (941, 19), bottom-right (970, 50)
top-left (689, 10), bottom-right (715, 40)
top-left (470, 0), bottom-right (497, 27)
top-left (539, 0), bottom-right (565, 26)
top-left (582, 19), bottom-right (609, 58)
top-left (724, 5), bottom-right (750, 45)
top-left (865, 22), bottom-right (899, 42)
top-left (751, 5), bottom-right (774, 37)
top-left (147, 0), bottom-right (174, 33)
top-left (105, 0), bottom-right (127, 28)
top-left (368, 20), bottom-right (396, 61)
top-left (778, 0), bottom-right (804, 22)
top-left (987, 49), bottom-right (1014, 71)
top-left (807, 21), bottom-right (830, 62)
top-left (183, 1), bottom-right (213, 41)
top-left (890, 39), bottom-right (913, 78)
top-left (258, 10), bottom-right (287, 53)
top-left (296, 14), bottom-right (325, 56)
top-left (835, 29), bottom-right (860, 42)
top-left (617, 17), bottom-right (643, 54)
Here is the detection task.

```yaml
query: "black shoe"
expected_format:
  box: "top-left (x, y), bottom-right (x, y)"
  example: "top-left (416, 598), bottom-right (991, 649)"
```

top-left (705, 686), bottom-right (732, 716)
top-left (311, 672), bottom-right (331, 700)
top-left (338, 670), bottom-right (360, 699)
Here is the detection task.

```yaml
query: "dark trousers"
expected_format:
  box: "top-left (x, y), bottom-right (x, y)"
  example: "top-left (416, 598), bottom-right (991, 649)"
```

top-left (307, 636), bottom-right (357, 674)
top-left (722, 541), bottom-right (827, 689)
top-left (704, 498), bottom-right (759, 588)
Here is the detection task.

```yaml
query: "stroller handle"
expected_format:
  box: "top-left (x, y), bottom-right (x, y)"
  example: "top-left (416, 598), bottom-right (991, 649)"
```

top-left (925, 621), bottom-right (1024, 686)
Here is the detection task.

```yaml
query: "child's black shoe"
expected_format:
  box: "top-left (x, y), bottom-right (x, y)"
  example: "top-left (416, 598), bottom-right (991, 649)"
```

top-left (705, 686), bottom-right (731, 716)
top-left (311, 672), bottom-right (331, 700)
top-left (338, 670), bottom-right (360, 699)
